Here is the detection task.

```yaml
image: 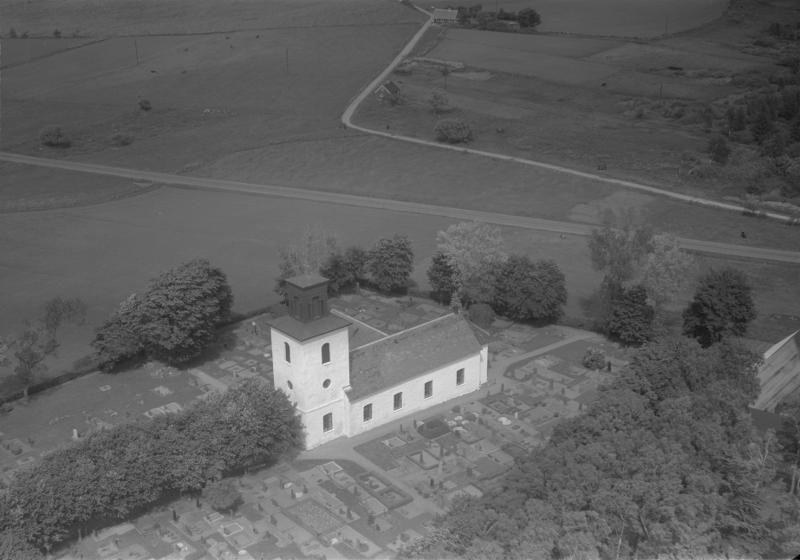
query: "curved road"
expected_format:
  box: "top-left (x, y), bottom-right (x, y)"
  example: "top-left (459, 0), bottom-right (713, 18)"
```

top-left (340, 8), bottom-right (795, 224)
top-left (2, 151), bottom-right (799, 264)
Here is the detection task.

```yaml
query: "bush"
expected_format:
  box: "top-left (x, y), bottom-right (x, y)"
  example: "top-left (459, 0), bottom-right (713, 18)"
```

top-left (52, 29), bottom-right (61, 38)
top-left (517, 8), bottom-right (541, 28)
top-left (39, 126), bottom-right (71, 148)
top-left (434, 118), bottom-right (472, 144)
top-left (428, 91), bottom-right (449, 114)
top-left (708, 134), bottom-right (730, 164)
top-left (138, 98), bottom-right (152, 111)
top-left (468, 303), bottom-right (495, 329)
top-left (582, 347), bottom-right (606, 370)
top-left (110, 133), bottom-right (133, 147)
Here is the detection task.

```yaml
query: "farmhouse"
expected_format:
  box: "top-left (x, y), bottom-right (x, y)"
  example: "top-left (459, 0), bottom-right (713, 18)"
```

top-left (433, 8), bottom-right (459, 25)
top-left (753, 330), bottom-right (800, 412)
top-left (374, 80), bottom-right (400, 101)
top-left (270, 275), bottom-right (488, 449)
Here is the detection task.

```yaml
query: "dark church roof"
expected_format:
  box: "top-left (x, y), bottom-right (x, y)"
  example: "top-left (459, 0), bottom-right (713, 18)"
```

top-left (270, 314), bottom-right (351, 342)
top-left (347, 314), bottom-right (482, 401)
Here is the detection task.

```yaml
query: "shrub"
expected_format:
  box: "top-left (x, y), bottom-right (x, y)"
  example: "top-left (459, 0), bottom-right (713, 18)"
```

top-left (468, 303), bottom-right (495, 328)
top-left (110, 133), bottom-right (133, 147)
top-left (434, 118), bottom-right (472, 144)
top-left (517, 8), bottom-right (541, 28)
top-left (582, 347), bottom-right (606, 370)
top-left (708, 134), bottom-right (731, 164)
top-left (39, 126), bottom-right (71, 148)
top-left (428, 91), bottom-right (449, 114)
top-left (138, 98), bottom-right (152, 111)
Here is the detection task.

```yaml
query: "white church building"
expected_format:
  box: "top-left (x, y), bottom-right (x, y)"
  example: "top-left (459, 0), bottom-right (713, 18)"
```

top-left (269, 275), bottom-right (489, 449)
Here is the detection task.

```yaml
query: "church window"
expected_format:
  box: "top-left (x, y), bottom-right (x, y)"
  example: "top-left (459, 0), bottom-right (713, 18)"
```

top-left (456, 368), bottom-right (465, 385)
top-left (363, 403), bottom-right (373, 422)
top-left (424, 380), bottom-right (433, 399)
top-left (322, 342), bottom-right (330, 364)
top-left (287, 380), bottom-right (293, 390)
top-left (284, 342), bottom-right (291, 363)
top-left (323, 413), bottom-right (333, 432)
top-left (323, 378), bottom-right (331, 389)
top-left (393, 392), bottom-right (403, 410)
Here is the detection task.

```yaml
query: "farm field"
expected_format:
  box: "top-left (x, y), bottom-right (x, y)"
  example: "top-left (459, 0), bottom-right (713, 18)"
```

top-left (354, 21), bottom-right (776, 199)
top-left (425, 0), bottom-right (728, 38)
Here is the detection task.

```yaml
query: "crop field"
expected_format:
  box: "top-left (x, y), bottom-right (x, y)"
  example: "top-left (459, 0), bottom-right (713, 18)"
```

top-left (425, 0), bottom-right (728, 38)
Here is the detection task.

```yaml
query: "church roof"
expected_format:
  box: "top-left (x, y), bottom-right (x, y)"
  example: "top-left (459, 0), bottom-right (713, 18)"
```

top-left (347, 314), bottom-right (482, 401)
top-left (270, 314), bottom-right (350, 342)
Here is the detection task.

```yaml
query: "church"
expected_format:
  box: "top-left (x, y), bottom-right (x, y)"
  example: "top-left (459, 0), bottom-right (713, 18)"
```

top-left (269, 274), bottom-right (489, 449)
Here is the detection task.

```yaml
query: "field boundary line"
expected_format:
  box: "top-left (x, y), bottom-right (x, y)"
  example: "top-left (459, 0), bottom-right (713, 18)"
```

top-left (1, 151), bottom-right (798, 264)
top-left (339, 10), bottom-right (795, 225)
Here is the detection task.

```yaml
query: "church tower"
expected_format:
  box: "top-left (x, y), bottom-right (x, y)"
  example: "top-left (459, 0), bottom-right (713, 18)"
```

top-left (269, 274), bottom-right (351, 449)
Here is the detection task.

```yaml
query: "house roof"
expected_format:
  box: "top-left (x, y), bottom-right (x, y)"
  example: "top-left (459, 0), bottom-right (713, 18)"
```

top-left (433, 8), bottom-right (458, 19)
top-left (377, 81), bottom-right (400, 95)
top-left (270, 313), bottom-right (350, 342)
top-left (347, 314), bottom-right (482, 401)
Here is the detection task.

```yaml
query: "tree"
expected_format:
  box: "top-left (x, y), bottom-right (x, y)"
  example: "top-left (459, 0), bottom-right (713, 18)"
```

top-left (427, 252), bottom-right (459, 302)
top-left (588, 212), bottom-right (653, 284)
top-left (203, 479), bottom-right (242, 514)
top-left (276, 228), bottom-right (339, 294)
top-left (320, 245), bottom-right (368, 295)
top-left (1, 297), bottom-right (86, 397)
top-left (135, 258), bottom-right (233, 364)
top-left (517, 8), bottom-right (541, 28)
top-left (434, 119), bottom-right (472, 144)
top-left (606, 284), bottom-right (654, 346)
top-left (493, 256), bottom-right (567, 322)
top-left (639, 234), bottom-right (696, 310)
top-left (429, 91), bottom-right (449, 114)
top-left (92, 294), bottom-right (145, 372)
top-left (682, 268), bottom-right (756, 347)
top-left (708, 134), bottom-right (731, 164)
top-left (436, 222), bottom-right (507, 304)
top-left (367, 235), bottom-right (414, 293)
top-left (750, 110), bottom-right (774, 145)
top-left (776, 394), bottom-right (800, 495)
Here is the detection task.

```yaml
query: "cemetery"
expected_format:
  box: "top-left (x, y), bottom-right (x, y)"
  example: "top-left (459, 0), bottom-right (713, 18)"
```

top-left (1, 290), bottom-right (626, 559)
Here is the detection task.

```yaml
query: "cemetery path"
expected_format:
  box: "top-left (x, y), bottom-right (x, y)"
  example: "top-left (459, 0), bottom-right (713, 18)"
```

top-left (488, 330), bottom-right (600, 382)
top-left (2, 152), bottom-right (799, 264)
top-left (299, 441), bottom-right (447, 516)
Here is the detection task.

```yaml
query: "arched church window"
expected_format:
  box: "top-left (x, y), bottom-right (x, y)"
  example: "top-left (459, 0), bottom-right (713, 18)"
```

top-left (322, 342), bottom-right (330, 364)
top-left (285, 342), bottom-right (291, 363)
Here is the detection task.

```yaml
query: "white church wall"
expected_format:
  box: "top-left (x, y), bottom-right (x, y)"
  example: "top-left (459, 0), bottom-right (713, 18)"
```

top-left (270, 327), bottom-right (350, 413)
top-left (347, 350), bottom-right (487, 439)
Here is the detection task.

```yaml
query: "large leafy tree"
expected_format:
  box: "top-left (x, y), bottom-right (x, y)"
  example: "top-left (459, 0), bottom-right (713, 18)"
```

top-left (682, 268), bottom-right (756, 347)
top-left (320, 245), bottom-right (368, 295)
top-left (403, 337), bottom-right (769, 560)
top-left (605, 284), bottom-right (654, 346)
top-left (639, 234), bottom-right (696, 309)
top-left (493, 256), bottom-right (567, 322)
top-left (93, 259), bottom-right (233, 369)
top-left (588, 211), bottom-right (653, 284)
top-left (135, 258), bottom-right (233, 364)
top-left (435, 222), bottom-right (507, 303)
top-left (91, 294), bottom-right (145, 372)
top-left (367, 235), bottom-right (414, 293)
top-left (1, 297), bottom-right (86, 397)
top-left (427, 251), bottom-right (459, 303)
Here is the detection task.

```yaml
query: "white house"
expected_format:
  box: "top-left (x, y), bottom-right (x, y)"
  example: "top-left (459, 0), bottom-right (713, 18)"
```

top-left (432, 8), bottom-right (459, 25)
top-left (753, 330), bottom-right (800, 411)
top-left (270, 274), bottom-right (488, 449)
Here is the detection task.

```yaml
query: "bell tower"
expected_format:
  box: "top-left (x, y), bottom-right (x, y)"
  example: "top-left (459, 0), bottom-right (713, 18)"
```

top-left (269, 274), bottom-right (351, 449)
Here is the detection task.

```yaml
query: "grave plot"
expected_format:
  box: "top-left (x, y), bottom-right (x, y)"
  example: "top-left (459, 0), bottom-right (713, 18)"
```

top-left (406, 449), bottom-right (439, 470)
top-left (286, 499), bottom-right (345, 537)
